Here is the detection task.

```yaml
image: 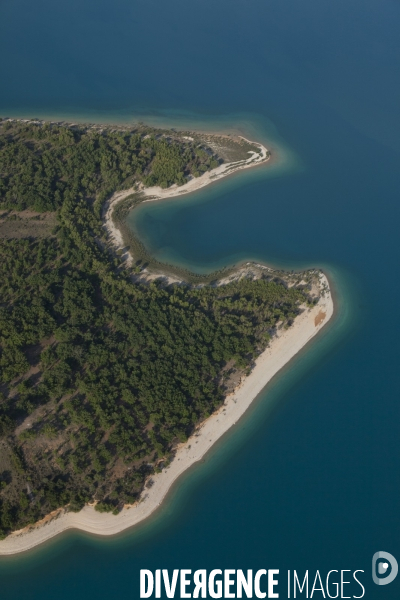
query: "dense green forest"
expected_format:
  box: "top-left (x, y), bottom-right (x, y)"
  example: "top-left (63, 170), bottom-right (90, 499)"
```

top-left (0, 120), bottom-right (313, 538)
top-left (0, 119), bottom-right (220, 213)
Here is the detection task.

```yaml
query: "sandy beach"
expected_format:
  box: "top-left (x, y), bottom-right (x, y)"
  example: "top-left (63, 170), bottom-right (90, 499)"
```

top-left (0, 273), bottom-right (333, 555)
top-left (103, 136), bottom-right (270, 266)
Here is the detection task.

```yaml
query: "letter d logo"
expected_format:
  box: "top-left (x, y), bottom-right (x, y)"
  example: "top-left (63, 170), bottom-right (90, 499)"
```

top-left (372, 551), bottom-right (398, 585)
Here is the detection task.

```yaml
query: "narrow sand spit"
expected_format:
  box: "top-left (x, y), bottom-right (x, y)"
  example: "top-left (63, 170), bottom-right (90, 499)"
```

top-left (103, 137), bottom-right (270, 265)
top-left (0, 274), bottom-right (333, 555)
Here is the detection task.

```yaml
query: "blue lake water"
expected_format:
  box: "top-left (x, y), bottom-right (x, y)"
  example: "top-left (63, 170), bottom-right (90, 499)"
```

top-left (1, 0), bottom-right (400, 597)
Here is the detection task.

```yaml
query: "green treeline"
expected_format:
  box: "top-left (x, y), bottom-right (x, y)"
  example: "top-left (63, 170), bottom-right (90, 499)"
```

top-left (0, 121), bottom-right (310, 538)
top-left (0, 120), bottom-right (219, 212)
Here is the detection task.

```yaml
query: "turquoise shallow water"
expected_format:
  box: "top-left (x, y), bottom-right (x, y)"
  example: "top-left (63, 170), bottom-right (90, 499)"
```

top-left (1, 0), bottom-right (400, 597)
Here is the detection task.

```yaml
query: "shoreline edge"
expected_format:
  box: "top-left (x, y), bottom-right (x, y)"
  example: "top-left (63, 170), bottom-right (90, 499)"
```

top-left (0, 129), bottom-right (334, 556)
top-left (0, 273), bottom-right (334, 556)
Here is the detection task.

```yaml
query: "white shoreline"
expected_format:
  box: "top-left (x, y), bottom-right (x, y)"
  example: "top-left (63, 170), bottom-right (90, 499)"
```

top-left (103, 136), bottom-right (270, 267)
top-left (0, 274), bottom-right (333, 556)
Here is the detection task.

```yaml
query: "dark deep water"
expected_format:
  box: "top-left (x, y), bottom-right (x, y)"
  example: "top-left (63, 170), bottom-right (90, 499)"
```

top-left (1, 0), bottom-right (400, 598)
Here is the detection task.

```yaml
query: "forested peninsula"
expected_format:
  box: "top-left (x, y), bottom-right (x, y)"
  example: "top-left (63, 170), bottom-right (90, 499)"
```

top-left (0, 119), bottom-right (327, 542)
